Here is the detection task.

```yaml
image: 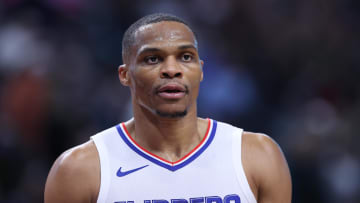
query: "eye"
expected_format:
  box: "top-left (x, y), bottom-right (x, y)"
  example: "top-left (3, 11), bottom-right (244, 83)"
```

top-left (182, 53), bottom-right (193, 62)
top-left (145, 56), bottom-right (159, 64)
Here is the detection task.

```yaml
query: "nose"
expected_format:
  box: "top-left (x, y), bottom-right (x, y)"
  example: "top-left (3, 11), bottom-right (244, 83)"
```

top-left (160, 56), bottom-right (183, 79)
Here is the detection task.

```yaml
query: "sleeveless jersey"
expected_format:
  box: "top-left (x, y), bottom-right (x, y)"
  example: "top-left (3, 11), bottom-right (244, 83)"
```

top-left (91, 119), bottom-right (257, 203)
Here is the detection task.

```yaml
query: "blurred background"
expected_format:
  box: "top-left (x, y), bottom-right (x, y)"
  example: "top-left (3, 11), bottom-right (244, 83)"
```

top-left (0, 0), bottom-right (359, 202)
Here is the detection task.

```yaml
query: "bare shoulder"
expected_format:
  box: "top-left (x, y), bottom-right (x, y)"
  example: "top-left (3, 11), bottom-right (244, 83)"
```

top-left (44, 140), bottom-right (100, 203)
top-left (242, 132), bottom-right (292, 203)
top-left (242, 132), bottom-right (284, 160)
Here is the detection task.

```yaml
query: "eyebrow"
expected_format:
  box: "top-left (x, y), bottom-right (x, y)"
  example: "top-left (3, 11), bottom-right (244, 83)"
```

top-left (137, 47), bottom-right (161, 56)
top-left (178, 44), bottom-right (197, 50)
top-left (137, 44), bottom-right (198, 56)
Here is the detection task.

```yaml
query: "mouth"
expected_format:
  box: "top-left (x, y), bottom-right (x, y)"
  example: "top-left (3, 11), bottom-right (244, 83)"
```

top-left (156, 84), bottom-right (187, 100)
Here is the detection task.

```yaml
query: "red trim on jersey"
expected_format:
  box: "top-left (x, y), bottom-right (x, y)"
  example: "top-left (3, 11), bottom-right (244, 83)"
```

top-left (121, 119), bottom-right (211, 166)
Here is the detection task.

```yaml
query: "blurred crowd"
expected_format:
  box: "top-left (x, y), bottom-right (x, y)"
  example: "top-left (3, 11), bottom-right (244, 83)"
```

top-left (0, 0), bottom-right (359, 202)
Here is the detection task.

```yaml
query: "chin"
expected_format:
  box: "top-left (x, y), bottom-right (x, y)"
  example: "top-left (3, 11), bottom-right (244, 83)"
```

top-left (155, 109), bottom-right (188, 118)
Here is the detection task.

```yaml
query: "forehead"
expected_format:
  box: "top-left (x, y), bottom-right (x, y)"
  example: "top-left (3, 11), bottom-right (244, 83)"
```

top-left (133, 21), bottom-right (197, 53)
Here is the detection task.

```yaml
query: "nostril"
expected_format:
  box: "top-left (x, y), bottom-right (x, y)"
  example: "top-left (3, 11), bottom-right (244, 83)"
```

top-left (161, 71), bottom-right (182, 78)
top-left (160, 65), bottom-right (182, 78)
top-left (162, 72), bottom-right (170, 78)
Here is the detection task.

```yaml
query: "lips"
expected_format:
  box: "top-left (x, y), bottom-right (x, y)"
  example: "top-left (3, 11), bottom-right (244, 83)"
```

top-left (156, 83), bottom-right (187, 99)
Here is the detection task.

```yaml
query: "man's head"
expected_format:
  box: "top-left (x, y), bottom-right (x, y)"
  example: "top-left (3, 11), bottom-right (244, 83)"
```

top-left (122, 13), bottom-right (198, 64)
top-left (119, 13), bottom-right (203, 119)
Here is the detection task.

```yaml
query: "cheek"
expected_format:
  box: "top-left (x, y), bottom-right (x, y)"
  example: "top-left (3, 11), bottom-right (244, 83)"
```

top-left (131, 69), bottom-right (157, 96)
top-left (187, 67), bottom-right (203, 87)
top-left (184, 68), bottom-right (202, 100)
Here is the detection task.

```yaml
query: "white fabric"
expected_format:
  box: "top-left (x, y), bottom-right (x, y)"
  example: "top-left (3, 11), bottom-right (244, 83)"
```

top-left (91, 119), bottom-right (257, 203)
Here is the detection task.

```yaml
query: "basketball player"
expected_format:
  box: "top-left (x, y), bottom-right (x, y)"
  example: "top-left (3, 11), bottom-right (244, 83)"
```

top-left (45, 13), bottom-right (292, 203)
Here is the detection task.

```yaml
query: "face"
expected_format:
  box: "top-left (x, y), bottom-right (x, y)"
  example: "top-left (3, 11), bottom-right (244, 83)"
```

top-left (119, 21), bottom-right (203, 118)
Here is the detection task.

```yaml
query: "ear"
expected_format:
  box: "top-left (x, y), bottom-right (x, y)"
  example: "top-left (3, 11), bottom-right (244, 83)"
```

top-left (200, 60), bottom-right (204, 81)
top-left (118, 64), bottom-right (130, 86)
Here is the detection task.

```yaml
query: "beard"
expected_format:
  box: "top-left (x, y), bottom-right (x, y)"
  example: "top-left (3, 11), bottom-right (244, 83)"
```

top-left (155, 109), bottom-right (188, 118)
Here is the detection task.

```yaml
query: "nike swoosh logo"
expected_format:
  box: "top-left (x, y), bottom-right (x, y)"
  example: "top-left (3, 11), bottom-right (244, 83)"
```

top-left (116, 165), bottom-right (149, 177)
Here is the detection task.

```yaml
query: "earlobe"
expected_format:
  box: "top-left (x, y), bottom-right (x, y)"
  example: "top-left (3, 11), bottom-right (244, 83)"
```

top-left (200, 60), bottom-right (204, 67)
top-left (118, 64), bottom-right (130, 86)
top-left (200, 60), bottom-right (204, 81)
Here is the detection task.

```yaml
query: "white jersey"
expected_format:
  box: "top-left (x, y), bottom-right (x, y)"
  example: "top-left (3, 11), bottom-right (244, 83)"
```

top-left (91, 119), bottom-right (257, 203)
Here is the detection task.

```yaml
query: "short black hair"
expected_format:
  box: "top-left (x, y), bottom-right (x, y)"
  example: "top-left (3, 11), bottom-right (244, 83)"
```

top-left (122, 13), bottom-right (197, 63)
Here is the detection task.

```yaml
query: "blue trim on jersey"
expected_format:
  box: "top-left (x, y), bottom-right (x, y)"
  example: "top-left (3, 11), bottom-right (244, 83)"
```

top-left (116, 120), bottom-right (217, 172)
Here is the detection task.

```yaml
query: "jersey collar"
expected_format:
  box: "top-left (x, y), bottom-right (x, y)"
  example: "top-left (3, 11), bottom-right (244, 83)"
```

top-left (116, 119), bottom-right (217, 171)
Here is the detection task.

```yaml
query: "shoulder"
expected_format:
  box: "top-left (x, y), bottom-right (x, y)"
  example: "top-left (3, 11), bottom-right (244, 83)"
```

top-left (51, 140), bottom-right (99, 177)
top-left (44, 141), bottom-right (100, 203)
top-left (242, 131), bottom-right (282, 158)
top-left (242, 131), bottom-right (292, 202)
top-left (241, 131), bottom-right (289, 179)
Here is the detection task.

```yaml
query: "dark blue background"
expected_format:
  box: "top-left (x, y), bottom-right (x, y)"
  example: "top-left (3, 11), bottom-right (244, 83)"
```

top-left (0, 0), bottom-right (359, 202)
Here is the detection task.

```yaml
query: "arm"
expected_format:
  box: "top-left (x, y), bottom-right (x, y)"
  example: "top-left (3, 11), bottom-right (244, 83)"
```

top-left (242, 132), bottom-right (292, 203)
top-left (44, 141), bottom-right (100, 203)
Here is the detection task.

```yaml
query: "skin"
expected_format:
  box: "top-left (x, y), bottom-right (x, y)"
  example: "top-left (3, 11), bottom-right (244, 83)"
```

top-left (44, 21), bottom-right (292, 203)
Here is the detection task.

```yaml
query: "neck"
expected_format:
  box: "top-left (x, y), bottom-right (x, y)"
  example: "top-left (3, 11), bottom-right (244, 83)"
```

top-left (127, 104), bottom-right (208, 162)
